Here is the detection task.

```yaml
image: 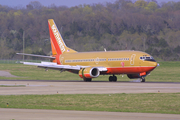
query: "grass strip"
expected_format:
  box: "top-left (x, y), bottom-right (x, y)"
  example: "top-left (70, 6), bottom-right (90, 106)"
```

top-left (0, 93), bottom-right (180, 114)
top-left (0, 61), bottom-right (180, 82)
top-left (0, 85), bottom-right (26, 87)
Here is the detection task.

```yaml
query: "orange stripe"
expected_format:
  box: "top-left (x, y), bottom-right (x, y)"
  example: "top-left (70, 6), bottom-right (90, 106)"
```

top-left (48, 22), bottom-right (62, 55)
top-left (79, 74), bottom-right (83, 78)
top-left (84, 73), bottom-right (91, 78)
top-left (50, 39), bottom-right (57, 55)
top-left (106, 66), bottom-right (156, 74)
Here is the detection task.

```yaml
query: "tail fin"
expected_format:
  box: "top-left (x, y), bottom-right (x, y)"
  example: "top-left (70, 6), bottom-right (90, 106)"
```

top-left (48, 19), bottom-right (77, 56)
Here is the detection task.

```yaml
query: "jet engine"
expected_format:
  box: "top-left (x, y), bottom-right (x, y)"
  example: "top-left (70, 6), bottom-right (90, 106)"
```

top-left (79, 67), bottom-right (100, 78)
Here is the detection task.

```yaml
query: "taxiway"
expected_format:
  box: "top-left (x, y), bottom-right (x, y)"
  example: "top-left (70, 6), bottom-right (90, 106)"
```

top-left (0, 80), bottom-right (180, 120)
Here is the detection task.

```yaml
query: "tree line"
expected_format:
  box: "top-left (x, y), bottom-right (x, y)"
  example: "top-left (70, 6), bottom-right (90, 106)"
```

top-left (0, 0), bottom-right (180, 61)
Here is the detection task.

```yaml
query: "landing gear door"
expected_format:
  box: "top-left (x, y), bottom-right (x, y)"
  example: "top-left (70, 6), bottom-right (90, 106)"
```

top-left (130, 54), bottom-right (136, 65)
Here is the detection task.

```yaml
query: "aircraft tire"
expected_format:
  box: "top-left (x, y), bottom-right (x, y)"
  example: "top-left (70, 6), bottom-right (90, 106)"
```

top-left (113, 76), bottom-right (117, 82)
top-left (84, 78), bottom-right (92, 82)
top-left (109, 76), bottom-right (117, 82)
top-left (109, 76), bottom-right (113, 82)
top-left (141, 77), bottom-right (145, 82)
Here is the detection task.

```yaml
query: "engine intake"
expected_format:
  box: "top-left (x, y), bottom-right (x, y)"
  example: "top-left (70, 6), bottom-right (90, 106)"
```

top-left (79, 67), bottom-right (100, 78)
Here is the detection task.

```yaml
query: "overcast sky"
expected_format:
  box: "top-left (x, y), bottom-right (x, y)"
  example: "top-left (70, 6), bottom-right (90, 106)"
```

top-left (0, 0), bottom-right (179, 8)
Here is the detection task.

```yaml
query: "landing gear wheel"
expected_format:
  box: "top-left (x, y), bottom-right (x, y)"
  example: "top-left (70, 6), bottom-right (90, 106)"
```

top-left (109, 76), bottom-right (113, 82)
top-left (113, 76), bottom-right (117, 82)
top-left (141, 77), bottom-right (145, 82)
top-left (83, 78), bottom-right (92, 82)
top-left (109, 75), bottom-right (117, 82)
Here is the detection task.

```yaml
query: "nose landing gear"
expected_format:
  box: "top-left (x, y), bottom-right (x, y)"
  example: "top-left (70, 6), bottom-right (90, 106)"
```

top-left (141, 77), bottom-right (145, 82)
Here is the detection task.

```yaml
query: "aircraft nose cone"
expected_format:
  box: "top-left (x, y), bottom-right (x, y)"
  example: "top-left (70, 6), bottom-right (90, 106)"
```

top-left (149, 61), bottom-right (158, 67)
top-left (154, 62), bottom-right (158, 67)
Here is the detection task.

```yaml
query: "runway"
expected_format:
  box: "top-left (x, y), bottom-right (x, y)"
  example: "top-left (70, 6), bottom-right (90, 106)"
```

top-left (0, 80), bottom-right (180, 120)
top-left (0, 80), bottom-right (180, 95)
top-left (1, 108), bottom-right (180, 120)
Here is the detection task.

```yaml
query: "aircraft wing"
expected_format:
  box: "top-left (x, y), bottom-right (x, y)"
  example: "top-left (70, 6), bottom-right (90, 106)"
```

top-left (23, 61), bottom-right (107, 72)
top-left (17, 53), bottom-right (107, 72)
top-left (23, 61), bottom-right (81, 70)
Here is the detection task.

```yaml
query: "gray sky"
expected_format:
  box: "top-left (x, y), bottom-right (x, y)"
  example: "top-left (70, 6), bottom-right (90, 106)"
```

top-left (0, 0), bottom-right (179, 8)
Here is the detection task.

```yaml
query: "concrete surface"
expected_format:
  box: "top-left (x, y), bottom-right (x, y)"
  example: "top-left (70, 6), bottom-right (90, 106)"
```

top-left (0, 81), bottom-right (180, 95)
top-left (0, 108), bottom-right (180, 120)
top-left (0, 71), bottom-right (17, 77)
top-left (0, 80), bottom-right (180, 120)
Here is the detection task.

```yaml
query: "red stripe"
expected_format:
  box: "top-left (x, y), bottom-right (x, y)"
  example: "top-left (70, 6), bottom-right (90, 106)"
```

top-left (106, 66), bottom-right (156, 74)
top-left (79, 74), bottom-right (83, 78)
top-left (56, 54), bottom-right (61, 65)
top-left (84, 73), bottom-right (92, 78)
top-left (48, 22), bottom-right (62, 55)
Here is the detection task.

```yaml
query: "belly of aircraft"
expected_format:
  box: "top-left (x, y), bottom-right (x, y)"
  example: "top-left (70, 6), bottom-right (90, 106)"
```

top-left (104, 65), bottom-right (156, 74)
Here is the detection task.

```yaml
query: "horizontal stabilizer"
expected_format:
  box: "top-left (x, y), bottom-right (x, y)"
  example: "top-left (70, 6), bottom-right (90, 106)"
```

top-left (16, 53), bottom-right (55, 59)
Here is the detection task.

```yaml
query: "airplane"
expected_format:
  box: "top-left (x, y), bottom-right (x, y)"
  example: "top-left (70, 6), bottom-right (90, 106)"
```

top-left (17, 19), bottom-right (159, 82)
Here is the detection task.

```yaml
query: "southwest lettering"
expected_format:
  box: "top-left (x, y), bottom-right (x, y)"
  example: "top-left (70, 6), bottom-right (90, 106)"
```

top-left (52, 24), bottom-right (65, 53)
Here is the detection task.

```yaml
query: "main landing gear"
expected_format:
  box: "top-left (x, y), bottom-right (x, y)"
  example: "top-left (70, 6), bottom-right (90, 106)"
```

top-left (109, 75), bottom-right (117, 82)
top-left (83, 78), bottom-right (92, 82)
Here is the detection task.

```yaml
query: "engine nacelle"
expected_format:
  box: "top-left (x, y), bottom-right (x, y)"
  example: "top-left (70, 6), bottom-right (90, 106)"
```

top-left (127, 74), bottom-right (141, 79)
top-left (79, 67), bottom-right (100, 78)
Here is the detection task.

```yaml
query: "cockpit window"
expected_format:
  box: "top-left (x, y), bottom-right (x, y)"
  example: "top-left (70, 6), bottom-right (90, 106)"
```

top-left (140, 56), bottom-right (156, 62)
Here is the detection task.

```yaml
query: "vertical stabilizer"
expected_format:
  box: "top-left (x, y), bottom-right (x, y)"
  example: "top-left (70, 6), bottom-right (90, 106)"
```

top-left (50, 40), bottom-right (57, 56)
top-left (48, 19), bottom-right (77, 56)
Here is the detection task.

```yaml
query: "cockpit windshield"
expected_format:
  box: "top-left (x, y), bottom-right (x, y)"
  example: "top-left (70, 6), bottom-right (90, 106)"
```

top-left (140, 56), bottom-right (156, 62)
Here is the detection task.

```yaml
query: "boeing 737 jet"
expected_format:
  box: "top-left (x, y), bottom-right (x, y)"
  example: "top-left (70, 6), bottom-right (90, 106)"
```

top-left (17, 19), bottom-right (158, 82)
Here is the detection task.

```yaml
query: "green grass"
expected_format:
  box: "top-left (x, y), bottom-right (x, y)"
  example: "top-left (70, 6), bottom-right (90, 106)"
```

top-left (0, 85), bottom-right (26, 87)
top-left (147, 61), bottom-right (180, 82)
top-left (0, 61), bottom-right (180, 82)
top-left (0, 93), bottom-right (180, 114)
top-left (0, 63), bottom-right (82, 80)
top-left (0, 62), bottom-right (180, 114)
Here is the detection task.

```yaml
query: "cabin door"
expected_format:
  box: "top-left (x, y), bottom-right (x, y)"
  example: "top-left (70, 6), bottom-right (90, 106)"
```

top-left (130, 54), bottom-right (136, 65)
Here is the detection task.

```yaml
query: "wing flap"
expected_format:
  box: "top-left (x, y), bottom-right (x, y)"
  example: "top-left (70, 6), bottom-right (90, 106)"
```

top-left (22, 61), bottom-right (107, 72)
top-left (23, 61), bottom-right (81, 70)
